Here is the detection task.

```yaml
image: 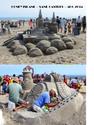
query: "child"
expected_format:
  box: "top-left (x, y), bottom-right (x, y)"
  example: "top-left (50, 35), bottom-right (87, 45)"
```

top-left (68, 22), bottom-right (72, 34)
top-left (64, 23), bottom-right (67, 34)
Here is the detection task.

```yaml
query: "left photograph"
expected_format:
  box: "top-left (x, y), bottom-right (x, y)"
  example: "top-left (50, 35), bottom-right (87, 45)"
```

top-left (0, 65), bottom-right (86, 125)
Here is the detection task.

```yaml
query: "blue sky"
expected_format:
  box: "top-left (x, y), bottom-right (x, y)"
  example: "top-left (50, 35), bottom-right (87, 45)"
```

top-left (0, 65), bottom-right (86, 76)
top-left (0, 0), bottom-right (86, 18)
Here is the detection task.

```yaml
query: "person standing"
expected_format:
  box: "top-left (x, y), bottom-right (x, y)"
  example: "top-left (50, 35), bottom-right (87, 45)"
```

top-left (56, 16), bottom-right (60, 32)
top-left (7, 21), bottom-right (11, 34)
top-left (29, 19), bottom-right (33, 29)
top-left (63, 75), bottom-right (67, 84)
top-left (59, 18), bottom-right (66, 33)
top-left (28, 19), bottom-right (33, 34)
top-left (76, 16), bottom-right (82, 35)
top-left (64, 23), bottom-right (67, 34)
top-left (22, 20), bottom-right (25, 26)
top-left (68, 22), bottom-right (72, 34)
top-left (1, 21), bottom-right (4, 32)
top-left (82, 16), bottom-right (86, 33)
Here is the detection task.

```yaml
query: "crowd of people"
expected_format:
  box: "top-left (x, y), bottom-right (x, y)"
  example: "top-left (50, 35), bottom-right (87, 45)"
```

top-left (0, 20), bottom-right (26, 34)
top-left (62, 75), bottom-right (86, 90)
top-left (0, 16), bottom-right (86, 36)
top-left (56, 16), bottom-right (86, 35)
top-left (0, 73), bottom-right (86, 94)
top-left (0, 74), bottom-right (22, 94)
top-left (0, 74), bottom-right (59, 112)
top-left (0, 73), bottom-right (86, 112)
top-left (27, 15), bottom-right (86, 35)
top-left (0, 20), bottom-right (11, 34)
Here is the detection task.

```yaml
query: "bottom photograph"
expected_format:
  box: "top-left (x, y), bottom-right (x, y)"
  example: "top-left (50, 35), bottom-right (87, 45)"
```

top-left (0, 65), bottom-right (86, 125)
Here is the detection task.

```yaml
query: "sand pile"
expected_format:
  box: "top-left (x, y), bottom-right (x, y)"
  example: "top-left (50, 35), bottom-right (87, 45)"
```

top-left (3, 32), bottom-right (76, 57)
top-left (10, 93), bottom-right (85, 125)
top-left (0, 27), bottom-right (86, 64)
top-left (1, 92), bottom-right (85, 125)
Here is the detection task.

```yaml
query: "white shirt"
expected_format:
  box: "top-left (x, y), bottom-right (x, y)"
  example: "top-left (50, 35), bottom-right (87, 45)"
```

top-left (76, 17), bottom-right (82, 23)
top-left (60, 19), bottom-right (66, 27)
top-left (70, 79), bottom-right (78, 84)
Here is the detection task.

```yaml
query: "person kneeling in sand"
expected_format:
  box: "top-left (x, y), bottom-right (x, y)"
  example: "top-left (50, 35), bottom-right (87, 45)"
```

top-left (7, 77), bottom-right (28, 110)
top-left (32, 89), bottom-right (59, 113)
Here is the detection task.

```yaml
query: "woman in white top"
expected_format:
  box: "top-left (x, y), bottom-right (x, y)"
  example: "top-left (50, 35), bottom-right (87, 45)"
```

top-left (59, 18), bottom-right (66, 33)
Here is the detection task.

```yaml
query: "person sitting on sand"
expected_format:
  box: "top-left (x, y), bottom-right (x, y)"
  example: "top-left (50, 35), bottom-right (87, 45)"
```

top-left (7, 77), bottom-right (28, 106)
top-left (32, 89), bottom-right (59, 113)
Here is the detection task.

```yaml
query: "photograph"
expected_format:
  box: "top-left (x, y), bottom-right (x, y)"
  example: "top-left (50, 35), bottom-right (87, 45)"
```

top-left (0, 64), bottom-right (86, 125)
top-left (0, 0), bottom-right (86, 64)
top-left (0, 0), bottom-right (86, 125)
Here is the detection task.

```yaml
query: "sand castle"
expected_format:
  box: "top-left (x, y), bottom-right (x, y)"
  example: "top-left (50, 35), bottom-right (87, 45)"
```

top-left (11, 67), bottom-right (85, 125)
top-left (3, 10), bottom-right (76, 57)
top-left (0, 67), bottom-right (85, 125)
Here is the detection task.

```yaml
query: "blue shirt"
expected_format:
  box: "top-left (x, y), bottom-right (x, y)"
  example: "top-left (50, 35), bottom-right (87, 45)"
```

top-left (34, 92), bottom-right (50, 107)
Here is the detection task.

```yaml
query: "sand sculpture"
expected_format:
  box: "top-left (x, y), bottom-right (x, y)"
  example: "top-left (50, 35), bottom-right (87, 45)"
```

top-left (3, 10), bottom-right (76, 57)
top-left (13, 73), bottom-right (85, 125)
top-left (0, 69), bottom-right (85, 125)
top-left (22, 66), bottom-right (34, 91)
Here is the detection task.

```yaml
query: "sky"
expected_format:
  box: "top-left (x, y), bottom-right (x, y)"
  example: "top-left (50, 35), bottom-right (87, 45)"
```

top-left (0, 0), bottom-right (86, 18)
top-left (0, 64), bottom-right (86, 76)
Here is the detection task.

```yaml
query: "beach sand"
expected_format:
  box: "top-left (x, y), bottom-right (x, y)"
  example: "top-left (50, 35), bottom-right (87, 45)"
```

top-left (0, 22), bottom-right (86, 64)
top-left (0, 93), bottom-right (85, 125)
